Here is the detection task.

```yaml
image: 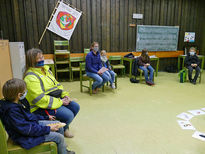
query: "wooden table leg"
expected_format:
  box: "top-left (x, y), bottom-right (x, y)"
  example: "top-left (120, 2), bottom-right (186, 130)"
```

top-left (155, 58), bottom-right (159, 77)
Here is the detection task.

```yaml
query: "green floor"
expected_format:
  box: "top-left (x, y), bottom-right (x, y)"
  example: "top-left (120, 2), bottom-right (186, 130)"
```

top-left (61, 72), bottom-right (205, 154)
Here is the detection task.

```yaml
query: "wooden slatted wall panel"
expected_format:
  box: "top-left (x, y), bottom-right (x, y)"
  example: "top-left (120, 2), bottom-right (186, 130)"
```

top-left (0, 0), bottom-right (203, 54)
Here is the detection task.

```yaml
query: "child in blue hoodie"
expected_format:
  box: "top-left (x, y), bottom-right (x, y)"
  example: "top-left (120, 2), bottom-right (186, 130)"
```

top-left (0, 78), bottom-right (75, 154)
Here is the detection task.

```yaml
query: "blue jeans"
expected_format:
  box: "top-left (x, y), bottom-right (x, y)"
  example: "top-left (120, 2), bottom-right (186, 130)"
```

top-left (108, 70), bottom-right (115, 84)
top-left (56, 101), bottom-right (80, 130)
top-left (86, 71), bottom-right (110, 89)
top-left (38, 120), bottom-right (67, 154)
top-left (139, 65), bottom-right (154, 82)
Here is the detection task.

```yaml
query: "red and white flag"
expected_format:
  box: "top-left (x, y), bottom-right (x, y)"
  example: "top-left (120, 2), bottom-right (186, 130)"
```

top-left (47, 1), bottom-right (82, 40)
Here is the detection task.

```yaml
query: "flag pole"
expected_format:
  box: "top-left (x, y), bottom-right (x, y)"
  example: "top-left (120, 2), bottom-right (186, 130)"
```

top-left (38, 0), bottom-right (60, 45)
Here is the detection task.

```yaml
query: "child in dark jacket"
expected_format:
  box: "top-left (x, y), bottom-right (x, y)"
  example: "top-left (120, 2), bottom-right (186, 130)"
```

top-left (185, 47), bottom-right (200, 84)
top-left (0, 78), bottom-right (75, 154)
top-left (138, 49), bottom-right (154, 86)
top-left (100, 50), bottom-right (116, 89)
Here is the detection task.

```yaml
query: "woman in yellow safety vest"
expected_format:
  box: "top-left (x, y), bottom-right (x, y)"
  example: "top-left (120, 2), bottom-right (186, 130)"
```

top-left (24, 48), bottom-right (80, 138)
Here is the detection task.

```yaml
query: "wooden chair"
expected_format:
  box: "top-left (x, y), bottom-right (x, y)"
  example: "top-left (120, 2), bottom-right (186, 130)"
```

top-left (80, 62), bottom-right (105, 95)
top-left (182, 55), bottom-right (204, 83)
top-left (54, 40), bottom-right (70, 80)
top-left (80, 62), bottom-right (94, 95)
top-left (184, 68), bottom-right (202, 83)
top-left (84, 48), bottom-right (90, 60)
top-left (0, 120), bottom-right (57, 154)
top-left (69, 55), bottom-right (84, 81)
top-left (138, 69), bottom-right (155, 83)
top-left (109, 56), bottom-right (125, 76)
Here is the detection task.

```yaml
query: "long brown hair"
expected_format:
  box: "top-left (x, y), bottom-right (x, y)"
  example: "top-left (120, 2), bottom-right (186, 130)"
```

top-left (141, 49), bottom-right (150, 62)
top-left (90, 41), bottom-right (99, 51)
top-left (24, 48), bottom-right (43, 77)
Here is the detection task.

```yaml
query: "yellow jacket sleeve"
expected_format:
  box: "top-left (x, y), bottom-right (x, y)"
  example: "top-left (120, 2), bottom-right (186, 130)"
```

top-left (24, 75), bottom-right (63, 110)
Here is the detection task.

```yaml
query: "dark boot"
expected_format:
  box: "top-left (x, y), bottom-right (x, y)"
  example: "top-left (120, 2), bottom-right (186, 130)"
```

top-left (67, 150), bottom-right (75, 154)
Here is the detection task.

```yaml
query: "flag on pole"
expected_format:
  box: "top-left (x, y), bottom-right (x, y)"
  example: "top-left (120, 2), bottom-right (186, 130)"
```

top-left (47, 1), bottom-right (82, 40)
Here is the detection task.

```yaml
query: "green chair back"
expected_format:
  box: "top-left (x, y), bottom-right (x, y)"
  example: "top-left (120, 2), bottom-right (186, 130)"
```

top-left (84, 48), bottom-right (90, 54)
top-left (109, 56), bottom-right (124, 65)
top-left (0, 120), bottom-right (8, 154)
top-left (80, 62), bottom-right (86, 76)
top-left (109, 55), bottom-right (122, 61)
top-left (84, 48), bottom-right (90, 60)
top-left (54, 40), bottom-right (69, 46)
top-left (109, 55), bottom-right (125, 75)
top-left (54, 40), bottom-right (70, 54)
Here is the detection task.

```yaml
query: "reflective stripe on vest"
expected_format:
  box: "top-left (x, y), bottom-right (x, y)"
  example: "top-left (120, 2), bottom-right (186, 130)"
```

top-left (45, 87), bottom-right (58, 93)
top-left (30, 105), bottom-right (36, 109)
top-left (32, 93), bottom-right (45, 104)
top-left (25, 72), bottom-right (45, 92)
top-left (25, 72), bottom-right (60, 108)
top-left (47, 97), bottom-right (54, 109)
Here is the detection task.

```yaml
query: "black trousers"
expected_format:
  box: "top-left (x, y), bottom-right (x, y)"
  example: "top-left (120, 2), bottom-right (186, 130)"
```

top-left (187, 66), bottom-right (200, 81)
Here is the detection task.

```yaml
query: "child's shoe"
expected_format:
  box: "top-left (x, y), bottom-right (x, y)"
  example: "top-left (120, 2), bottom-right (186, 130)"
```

top-left (192, 80), bottom-right (196, 85)
top-left (110, 83), bottom-right (116, 89)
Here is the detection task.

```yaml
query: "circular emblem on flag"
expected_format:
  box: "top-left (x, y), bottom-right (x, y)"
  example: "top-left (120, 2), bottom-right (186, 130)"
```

top-left (56, 11), bottom-right (76, 30)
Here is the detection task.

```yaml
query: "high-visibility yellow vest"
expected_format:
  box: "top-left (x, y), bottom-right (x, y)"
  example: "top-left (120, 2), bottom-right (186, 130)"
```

top-left (24, 65), bottom-right (69, 113)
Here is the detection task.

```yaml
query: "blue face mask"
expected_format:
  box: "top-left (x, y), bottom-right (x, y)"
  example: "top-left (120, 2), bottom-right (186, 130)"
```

top-left (19, 91), bottom-right (27, 100)
top-left (36, 60), bottom-right (44, 67)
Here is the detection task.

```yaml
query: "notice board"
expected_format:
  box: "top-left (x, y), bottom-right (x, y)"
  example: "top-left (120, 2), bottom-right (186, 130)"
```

top-left (136, 25), bottom-right (179, 51)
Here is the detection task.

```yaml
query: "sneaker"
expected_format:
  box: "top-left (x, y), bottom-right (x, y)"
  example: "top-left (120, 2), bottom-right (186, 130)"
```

top-left (92, 88), bottom-right (98, 94)
top-left (130, 78), bottom-right (139, 83)
top-left (150, 81), bottom-right (155, 85)
top-left (192, 80), bottom-right (196, 85)
top-left (146, 81), bottom-right (154, 86)
top-left (64, 129), bottom-right (74, 138)
top-left (67, 150), bottom-right (75, 154)
top-left (110, 83), bottom-right (116, 89)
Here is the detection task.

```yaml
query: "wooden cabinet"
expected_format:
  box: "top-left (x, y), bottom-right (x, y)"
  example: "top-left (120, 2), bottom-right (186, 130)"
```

top-left (0, 40), bottom-right (13, 98)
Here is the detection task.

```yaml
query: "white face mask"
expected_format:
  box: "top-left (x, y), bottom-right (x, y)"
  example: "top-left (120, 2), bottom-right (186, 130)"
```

top-left (101, 55), bottom-right (108, 62)
top-left (190, 52), bottom-right (195, 56)
top-left (19, 91), bottom-right (27, 100)
top-left (93, 47), bottom-right (99, 52)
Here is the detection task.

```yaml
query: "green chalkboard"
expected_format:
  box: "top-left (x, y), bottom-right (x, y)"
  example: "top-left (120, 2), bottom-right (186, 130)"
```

top-left (136, 25), bottom-right (179, 51)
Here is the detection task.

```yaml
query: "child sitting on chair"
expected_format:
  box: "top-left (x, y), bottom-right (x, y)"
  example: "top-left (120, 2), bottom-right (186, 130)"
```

top-left (138, 49), bottom-right (155, 86)
top-left (185, 47), bottom-right (200, 84)
top-left (0, 78), bottom-right (75, 154)
top-left (100, 50), bottom-right (116, 89)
